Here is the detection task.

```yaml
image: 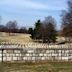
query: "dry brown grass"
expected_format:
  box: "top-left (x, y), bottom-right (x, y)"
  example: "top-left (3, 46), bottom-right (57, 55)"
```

top-left (0, 32), bottom-right (32, 43)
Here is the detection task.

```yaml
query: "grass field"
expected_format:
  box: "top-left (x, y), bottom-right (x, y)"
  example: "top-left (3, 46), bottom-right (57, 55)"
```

top-left (0, 32), bottom-right (32, 43)
top-left (0, 32), bottom-right (66, 44)
top-left (0, 32), bottom-right (72, 72)
top-left (0, 62), bottom-right (72, 72)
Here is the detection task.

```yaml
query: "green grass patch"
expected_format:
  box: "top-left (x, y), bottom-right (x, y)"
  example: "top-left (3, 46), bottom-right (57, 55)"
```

top-left (0, 62), bottom-right (72, 72)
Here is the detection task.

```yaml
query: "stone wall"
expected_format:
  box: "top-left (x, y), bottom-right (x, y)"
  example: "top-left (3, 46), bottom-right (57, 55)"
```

top-left (0, 48), bottom-right (72, 62)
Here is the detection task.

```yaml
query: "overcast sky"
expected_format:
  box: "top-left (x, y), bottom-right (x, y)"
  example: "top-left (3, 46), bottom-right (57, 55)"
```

top-left (0, 0), bottom-right (67, 29)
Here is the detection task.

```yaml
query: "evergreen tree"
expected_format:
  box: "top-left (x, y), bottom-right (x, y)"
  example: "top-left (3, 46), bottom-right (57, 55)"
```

top-left (34, 20), bottom-right (42, 39)
top-left (28, 28), bottom-right (34, 39)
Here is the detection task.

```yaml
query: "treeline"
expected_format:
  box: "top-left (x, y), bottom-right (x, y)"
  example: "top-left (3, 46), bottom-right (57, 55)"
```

top-left (61, 0), bottom-right (72, 42)
top-left (0, 16), bottom-right (57, 43)
top-left (0, 20), bottom-right (28, 33)
top-left (0, 0), bottom-right (72, 43)
top-left (28, 16), bottom-right (57, 43)
top-left (29, 0), bottom-right (72, 43)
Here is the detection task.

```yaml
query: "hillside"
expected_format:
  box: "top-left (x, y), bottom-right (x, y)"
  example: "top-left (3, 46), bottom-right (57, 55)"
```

top-left (0, 32), bottom-right (32, 43)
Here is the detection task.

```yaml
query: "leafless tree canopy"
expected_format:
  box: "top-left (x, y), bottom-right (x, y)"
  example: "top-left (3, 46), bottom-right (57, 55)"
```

top-left (61, 0), bottom-right (72, 37)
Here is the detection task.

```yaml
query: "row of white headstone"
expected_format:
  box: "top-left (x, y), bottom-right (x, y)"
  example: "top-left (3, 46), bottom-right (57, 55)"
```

top-left (0, 42), bottom-right (72, 49)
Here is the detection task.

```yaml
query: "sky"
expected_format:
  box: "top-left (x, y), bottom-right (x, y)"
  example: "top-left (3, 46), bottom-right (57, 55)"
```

top-left (0, 0), bottom-right (67, 29)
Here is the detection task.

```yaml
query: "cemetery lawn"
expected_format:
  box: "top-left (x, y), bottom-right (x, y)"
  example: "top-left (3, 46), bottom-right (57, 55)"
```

top-left (0, 62), bottom-right (72, 72)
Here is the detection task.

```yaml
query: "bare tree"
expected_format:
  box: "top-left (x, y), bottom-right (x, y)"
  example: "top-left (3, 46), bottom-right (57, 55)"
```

top-left (42, 16), bottom-right (57, 43)
top-left (61, 0), bottom-right (72, 42)
top-left (6, 20), bottom-right (18, 35)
